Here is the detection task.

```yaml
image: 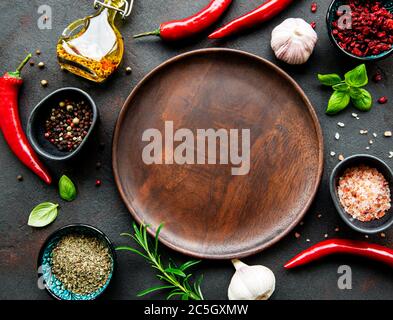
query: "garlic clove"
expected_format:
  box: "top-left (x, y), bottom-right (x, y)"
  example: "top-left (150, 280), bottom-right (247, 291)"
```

top-left (271, 18), bottom-right (318, 65)
top-left (228, 259), bottom-right (276, 300)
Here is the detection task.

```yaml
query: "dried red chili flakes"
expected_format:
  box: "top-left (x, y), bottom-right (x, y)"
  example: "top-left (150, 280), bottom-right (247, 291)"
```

top-left (331, 0), bottom-right (393, 57)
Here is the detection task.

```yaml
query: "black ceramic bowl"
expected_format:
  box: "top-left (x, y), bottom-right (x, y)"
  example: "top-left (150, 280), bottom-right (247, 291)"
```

top-left (37, 224), bottom-right (116, 300)
top-left (330, 154), bottom-right (393, 234)
top-left (326, 0), bottom-right (393, 61)
top-left (27, 87), bottom-right (98, 161)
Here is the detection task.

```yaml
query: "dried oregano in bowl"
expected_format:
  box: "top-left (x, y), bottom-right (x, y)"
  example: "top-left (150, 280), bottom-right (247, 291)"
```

top-left (51, 234), bottom-right (112, 295)
top-left (38, 224), bottom-right (115, 300)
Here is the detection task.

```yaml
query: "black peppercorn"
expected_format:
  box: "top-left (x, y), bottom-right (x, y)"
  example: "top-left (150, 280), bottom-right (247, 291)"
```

top-left (44, 99), bottom-right (93, 152)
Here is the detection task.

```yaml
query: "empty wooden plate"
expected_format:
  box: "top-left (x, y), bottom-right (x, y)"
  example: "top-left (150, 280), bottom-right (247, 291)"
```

top-left (113, 48), bottom-right (323, 259)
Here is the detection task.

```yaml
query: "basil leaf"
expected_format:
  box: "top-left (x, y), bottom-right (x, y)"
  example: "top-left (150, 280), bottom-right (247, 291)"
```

top-left (352, 88), bottom-right (372, 111)
top-left (332, 82), bottom-right (350, 92)
top-left (28, 202), bottom-right (59, 227)
top-left (344, 64), bottom-right (368, 87)
top-left (318, 73), bottom-right (342, 86)
top-left (59, 175), bottom-right (77, 202)
top-left (349, 87), bottom-right (362, 99)
top-left (326, 91), bottom-right (351, 114)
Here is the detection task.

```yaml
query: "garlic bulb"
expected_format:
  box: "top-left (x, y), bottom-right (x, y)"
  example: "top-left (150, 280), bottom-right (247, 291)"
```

top-left (271, 18), bottom-right (318, 65)
top-left (228, 259), bottom-right (276, 300)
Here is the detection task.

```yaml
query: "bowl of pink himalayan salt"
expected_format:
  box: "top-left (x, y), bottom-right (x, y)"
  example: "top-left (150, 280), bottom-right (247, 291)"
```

top-left (330, 154), bottom-right (393, 234)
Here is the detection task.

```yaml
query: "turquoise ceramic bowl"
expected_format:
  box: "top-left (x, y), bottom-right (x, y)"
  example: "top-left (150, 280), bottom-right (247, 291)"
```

top-left (327, 0), bottom-right (393, 60)
top-left (37, 224), bottom-right (116, 300)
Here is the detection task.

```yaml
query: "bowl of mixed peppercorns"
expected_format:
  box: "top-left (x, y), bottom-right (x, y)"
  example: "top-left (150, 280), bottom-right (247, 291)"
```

top-left (327, 0), bottom-right (393, 60)
top-left (27, 87), bottom-right (98, 161)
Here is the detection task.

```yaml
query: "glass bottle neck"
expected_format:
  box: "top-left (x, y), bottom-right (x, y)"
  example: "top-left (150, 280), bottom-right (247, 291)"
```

top-left (98, 0), bottom-right (126, 22)
top-left (107, 0), bottom-right (124, 5)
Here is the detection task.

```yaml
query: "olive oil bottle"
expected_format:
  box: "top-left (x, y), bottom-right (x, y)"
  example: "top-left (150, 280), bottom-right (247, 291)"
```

top-left (57, 0), bottom-right (133, 82)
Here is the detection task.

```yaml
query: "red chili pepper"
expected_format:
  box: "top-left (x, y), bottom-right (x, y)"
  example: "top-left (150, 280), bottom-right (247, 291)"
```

top-left (134, 0), bottom-right (232, 41)
top-left (284, 239), bottom-right (393, 269)
top-left (0, 54), bottom-right (52, 184)
top-left (208, 0), bottom-right (294, 39)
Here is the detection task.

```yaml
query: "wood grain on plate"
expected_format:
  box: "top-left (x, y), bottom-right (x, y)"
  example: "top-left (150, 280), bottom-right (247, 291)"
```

top-left (112, 48), bottom-right (324, 259)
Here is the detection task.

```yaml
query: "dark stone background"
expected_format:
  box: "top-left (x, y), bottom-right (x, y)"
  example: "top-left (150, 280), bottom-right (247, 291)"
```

top-left (0, 0), bottom-right (392, 300)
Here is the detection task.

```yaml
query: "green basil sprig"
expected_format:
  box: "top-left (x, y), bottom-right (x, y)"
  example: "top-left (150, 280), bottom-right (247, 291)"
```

top-left (318, 64), bottom-right (373, 115)
top-left (28, 202), bottom-right (59, 227)
top-left (59, 175), bottom-right (77, 202)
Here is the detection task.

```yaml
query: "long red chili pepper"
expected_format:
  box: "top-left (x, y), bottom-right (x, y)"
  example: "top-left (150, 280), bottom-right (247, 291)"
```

top-left (209, 0), bottom-right (294, 39)
top-left (0, 54), bottom-right (52, 184)
top-left (284, 239), bottom-right (393, 269)
top-left (134, 0), bottom-right (232, 41)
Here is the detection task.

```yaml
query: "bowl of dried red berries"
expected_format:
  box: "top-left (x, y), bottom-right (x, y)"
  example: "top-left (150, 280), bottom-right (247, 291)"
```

top-left (27, 87), bottom-right (98, 161)
top-left (327, 0), bottom-right (393, 60)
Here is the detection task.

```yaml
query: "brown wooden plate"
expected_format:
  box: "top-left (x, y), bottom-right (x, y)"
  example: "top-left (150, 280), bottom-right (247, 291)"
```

top-left (113, 48), bottom-right (324, 259)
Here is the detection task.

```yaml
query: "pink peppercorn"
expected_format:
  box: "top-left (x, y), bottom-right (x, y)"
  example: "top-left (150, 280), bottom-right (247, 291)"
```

top-left (373, 72), bottom-right (383, 82)
top-left (310, 21), bottom-right (316, 29)
top-left (95, 179), bottom-right (102, 187)
top-left (378, 96), bottom-right (388, 104)
top-left (311, 2), bottom-right (317, 13)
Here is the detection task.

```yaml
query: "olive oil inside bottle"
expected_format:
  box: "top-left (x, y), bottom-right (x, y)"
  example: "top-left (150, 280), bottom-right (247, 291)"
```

top-left (57, 0), bottom-right (125, 82)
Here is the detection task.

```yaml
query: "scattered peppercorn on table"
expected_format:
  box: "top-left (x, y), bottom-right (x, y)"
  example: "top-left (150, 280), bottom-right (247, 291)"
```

top-left (0, 0), bottom-right (393, 300)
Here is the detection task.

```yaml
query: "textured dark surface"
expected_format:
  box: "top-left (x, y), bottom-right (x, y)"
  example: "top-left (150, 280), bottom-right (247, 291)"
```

top-left (0, 0), bottom-right (392, 300)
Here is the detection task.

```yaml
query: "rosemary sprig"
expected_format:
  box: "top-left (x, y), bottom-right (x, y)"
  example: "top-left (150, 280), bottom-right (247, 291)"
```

top-left (116, 222), bottom-right (204, 300)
